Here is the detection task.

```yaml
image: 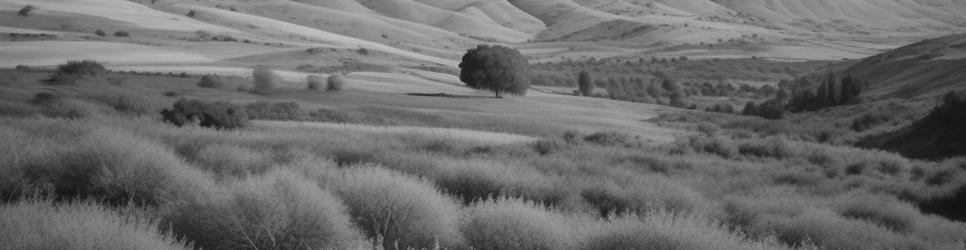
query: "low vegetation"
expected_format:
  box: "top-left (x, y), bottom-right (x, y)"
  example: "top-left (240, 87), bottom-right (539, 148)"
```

top-left (196, 75), bottom-right (224, 89)
top-left (161, 99), bottom-right (248, 130)
top-left (50, 60), bottom-right (108, 84)
top-left (1, 67), bottom-right (965, 250)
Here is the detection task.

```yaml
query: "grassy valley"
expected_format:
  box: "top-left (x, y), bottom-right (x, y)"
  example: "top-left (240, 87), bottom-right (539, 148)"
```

top-left (3, 0), bottom-right (966, 249)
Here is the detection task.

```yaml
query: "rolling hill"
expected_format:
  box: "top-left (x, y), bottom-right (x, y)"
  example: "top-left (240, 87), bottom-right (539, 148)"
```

top-left (2, 0), bottom-right (966, 96)
top-left (837, 34), bottom-right (966, 99)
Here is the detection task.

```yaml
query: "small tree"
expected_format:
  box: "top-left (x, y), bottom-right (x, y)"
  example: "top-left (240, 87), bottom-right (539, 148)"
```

top-left (327, 75), bottom-right (345, 92)
top-left (251, 66), bottom-right (277, 94)
top-left (113, 31), bottom-right (130, 37)
top-left (95, 29), bottom-right (106, 37)
top-left (578, 70), bottom-right (594, 96)
top-left (459, 44), bottom-right (531, 98)
top-left (741, 101), bottom-right (758, 116)
top-left (306, 75), bottom-right (323, 90)
top-left (18, 5), bottom-right (35, 16)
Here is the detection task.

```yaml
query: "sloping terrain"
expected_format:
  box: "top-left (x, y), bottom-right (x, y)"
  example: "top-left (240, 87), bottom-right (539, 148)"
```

top-left (838, 34), bottom-right (966, 99)
top-left (1, 0), bottom-right (965, 96)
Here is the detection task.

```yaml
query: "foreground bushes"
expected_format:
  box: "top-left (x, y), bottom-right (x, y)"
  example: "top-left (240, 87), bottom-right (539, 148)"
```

top-left (580, 211), bottom-right (786, 250)
top-left (0, 200), bottom-right (188, 250)
top-left (330, 167), bottom-right (465, 249)
top-left (170, 170), bottom-right (360, 250)
top-left (461, 198), bottom-right (573, 250)
top-left (0, 122), bottom-right (212, 206)
top-left (161, 99), bottom-right (248, 130)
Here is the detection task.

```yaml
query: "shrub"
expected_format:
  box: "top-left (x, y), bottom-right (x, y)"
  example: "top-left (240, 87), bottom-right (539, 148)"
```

top-left (192, 144), bottom-right (274, 179)
top-left (579, 212), bottom-right (782, 250)
top-left (581, 176), bottom-right (711, 216)
top-left (93, 92), bottom-right (157, 115)
top-left (14, 64), bottom-right (31, 71)
top-left (251, 66), bottom-right (277, 94)
top-left (461, 197), bottom-right (573, 250)
top-left (244, 101), bottom-right (303, 120)
top-left (832, 193), bottom-right (919, 233)
top-left (749, 209), bottom-right (923, 249)
top-left (532, 139), bottom-right (564, 155)
top-left (331, 167), bottom-right (464, 249)
top-left (306, 75), bottom-right (323, 90)
top-left (738, 136), bottom-right (795, 159)
top-left (197, 75), bottom-right (223, 88)
top-left (113, 31), bottom-right (129, 37)
top-left (170, 170), bottom-right (361, 250)
top-left (327, 75), bottom-right (345, 91)
top-left (696, 122), bottom-right (719, 136)
top-left (160, 99), bottom-right (248, 130)
top-left (459, 44), bottom-right (531, 97)
top-left (584, 131), bottom-right (638, 147)
top-left (0, 200), bottom-right (189, 250)
top-left (18, 5), bottom-right (34, 16)
top-left (0, 100), bottom-right (41, 117)
top-left (683, 135), bottom-right (739, 159)
top-left (94, 29), bottom-right (106, 36)
top-left (562, 131), bottom-right (582, 144)
top-left (29, 93), bottom-right (99, 119)
top-left (851, 111), bottom-right (893, 131)
top-left (0, 124), bottom-right (213, 206)
top-left (51, 60), bottom-right (108, 84)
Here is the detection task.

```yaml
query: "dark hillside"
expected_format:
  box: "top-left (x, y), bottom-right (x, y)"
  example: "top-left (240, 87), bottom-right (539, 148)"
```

top-left (859, 91), bottom-right (966, 160)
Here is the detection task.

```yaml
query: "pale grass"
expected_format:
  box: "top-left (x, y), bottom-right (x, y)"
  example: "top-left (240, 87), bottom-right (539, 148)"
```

top-left (253, 120), bottom-right (537, 145)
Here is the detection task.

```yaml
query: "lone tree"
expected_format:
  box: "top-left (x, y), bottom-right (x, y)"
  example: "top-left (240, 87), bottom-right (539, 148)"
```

top-left (459, 44), bottom-right (531, 98)
top-left (578, 70), bottom-right (594, 96)
top-left (18, 5), bottom-right (35, 16)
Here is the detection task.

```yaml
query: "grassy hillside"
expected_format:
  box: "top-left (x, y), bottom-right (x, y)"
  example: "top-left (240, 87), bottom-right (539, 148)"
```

top-left (837, 34), bottom-right (966, 99)
top-left (859, 91), bottom-right (966, 160)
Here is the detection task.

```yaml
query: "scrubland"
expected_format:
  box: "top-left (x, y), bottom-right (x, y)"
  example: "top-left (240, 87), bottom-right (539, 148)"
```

top-left (1, 68), bottom-right (965, 250)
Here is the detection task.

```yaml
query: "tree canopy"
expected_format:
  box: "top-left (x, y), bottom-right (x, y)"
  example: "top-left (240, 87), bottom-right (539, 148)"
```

top-left (578, 70), bottom-right (594, 96)
top-left (459, 45), bottom-right (531, 98)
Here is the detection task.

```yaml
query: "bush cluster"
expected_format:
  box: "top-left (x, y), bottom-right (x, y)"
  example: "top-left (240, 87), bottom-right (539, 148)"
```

top-left (51, 60), bottom-right (108, 84)
top-left (170, 170), bottom-right (360, 250)
top-left (161, 99), bottom-right (248, 130)
top-left (583, 131), bottom-right (639, 147)
top-left (244, 101), bottom-right (303, 121)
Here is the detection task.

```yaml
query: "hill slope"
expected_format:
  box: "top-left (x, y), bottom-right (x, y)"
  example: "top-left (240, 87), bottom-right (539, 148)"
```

top-left (839, 34), bottom-right (966, 99)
